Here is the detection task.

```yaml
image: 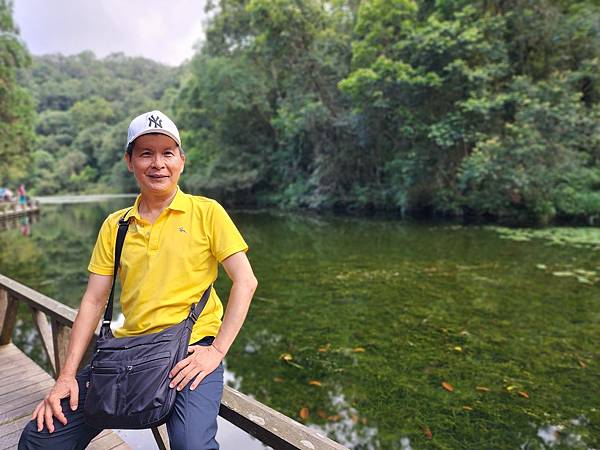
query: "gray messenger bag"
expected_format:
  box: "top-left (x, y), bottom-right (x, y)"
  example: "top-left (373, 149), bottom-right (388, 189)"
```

top-left (83, 212), bottom-right (212, 429)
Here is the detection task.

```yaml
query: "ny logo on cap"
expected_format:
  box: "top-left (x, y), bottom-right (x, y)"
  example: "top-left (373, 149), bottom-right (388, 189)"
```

top-left (148, 115), bottom-right (163, 128)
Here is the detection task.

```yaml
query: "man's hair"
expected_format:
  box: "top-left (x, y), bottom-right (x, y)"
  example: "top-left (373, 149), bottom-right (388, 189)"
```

top-left (126, 136), bottom-right (185, 157)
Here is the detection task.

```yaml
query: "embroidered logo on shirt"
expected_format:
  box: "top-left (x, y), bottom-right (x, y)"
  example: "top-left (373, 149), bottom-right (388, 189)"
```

top-left (178, 226), bottom-right (187, 234)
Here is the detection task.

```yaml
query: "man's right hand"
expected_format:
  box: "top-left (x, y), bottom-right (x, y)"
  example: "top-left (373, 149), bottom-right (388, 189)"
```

top-left (31, 375), bottom-right (79, 432)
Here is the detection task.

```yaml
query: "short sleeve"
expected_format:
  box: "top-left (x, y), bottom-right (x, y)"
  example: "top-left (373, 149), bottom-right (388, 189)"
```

top-left (209, 201), bottom-right (249, 262)
top-left (88, 217), bottom-right (115, 275)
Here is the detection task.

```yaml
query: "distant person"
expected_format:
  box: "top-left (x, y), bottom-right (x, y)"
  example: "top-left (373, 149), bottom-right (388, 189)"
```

top-left (18, 184), bottom-right (27, 208)
top-left (18, 110), bottom-right (258, 450)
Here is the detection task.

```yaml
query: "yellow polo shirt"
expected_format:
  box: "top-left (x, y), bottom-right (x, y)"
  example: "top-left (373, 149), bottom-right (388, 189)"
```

top-left (87, 187), bottom-right (248, 344)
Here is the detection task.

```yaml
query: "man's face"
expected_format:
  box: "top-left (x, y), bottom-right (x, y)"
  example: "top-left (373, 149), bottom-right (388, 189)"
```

top-left (125, 133), bottom-right (185, 196)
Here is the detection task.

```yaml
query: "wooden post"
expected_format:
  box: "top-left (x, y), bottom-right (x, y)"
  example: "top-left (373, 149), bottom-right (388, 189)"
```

top-left (0, 289), bottom-right (17, 345)
top-left (29, 307), bottom-right (57, 376)
top-left (151, 425), bottom-right (170, 450)
top-left (51, 318), bottom-right (71, 377)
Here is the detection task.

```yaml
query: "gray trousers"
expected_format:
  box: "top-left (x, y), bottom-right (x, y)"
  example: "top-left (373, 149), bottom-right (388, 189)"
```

top-left (18, 338), bottom-right (224, 450)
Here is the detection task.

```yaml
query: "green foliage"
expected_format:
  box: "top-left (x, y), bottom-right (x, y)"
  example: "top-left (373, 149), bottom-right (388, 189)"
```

top-left (18, 52), bottom-right (180, 194)
top-left (0, 0), bottom-right (35, 185)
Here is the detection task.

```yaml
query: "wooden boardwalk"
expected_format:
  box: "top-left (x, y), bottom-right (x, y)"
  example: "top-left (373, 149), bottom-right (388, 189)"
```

top-left (0, 343), bottom-right (130, 450)
top-left (0, 204), bottom-right (39, 221)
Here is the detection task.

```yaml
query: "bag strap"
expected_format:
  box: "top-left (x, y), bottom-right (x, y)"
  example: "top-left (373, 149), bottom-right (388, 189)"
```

top-left (102, 209), bottom-right (213, 328)
top-left (102, 209), bottom-right (133, 327)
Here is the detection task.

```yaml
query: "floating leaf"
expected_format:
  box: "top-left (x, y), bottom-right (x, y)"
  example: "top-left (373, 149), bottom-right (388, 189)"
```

top-left (453, 346), bottom-right (463, 352)
top-left (578, 360), bottom-right (588, 368)
top-left (506, 385), bottom-right (518, 391)
top-left (476, 386), bottom-right (491, 392)
top-left (273, 377), bottom-right (285, 383)
top-left (327, 414), bottom-right (341, 422)
top-left (317, 410), bottom-right (327, 419)
top-left (442, 382), bottom-right (454, 392)
top-left (299, 407), bottom-right (309, 420)
top-left (552, 271), bottom-right (574, 277)
top-left (318, 343), bottom-right (331, 353)
top-left (352, 347), bottom-right (366, 353)
top-left (463, 406), bottom-right (473, 411)
top-left (421, 425), bottom-right (433, 439)
top-left (351, 415), bottom-right (359, 424)
top-left (536, 264), bottom-right (547, 270)
top-left (576, 276), bottom-right (593, 284)
top-left (518, 391), bottom-right (530, 398)
top-left (279, 353), bottom-right (293, 361)
top-left (308, 380), bottom-right (322, 387)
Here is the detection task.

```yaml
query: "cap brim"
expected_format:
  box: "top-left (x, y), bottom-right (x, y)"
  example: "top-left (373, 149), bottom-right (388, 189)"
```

top-left (128, 129), bottom-right (181, 147)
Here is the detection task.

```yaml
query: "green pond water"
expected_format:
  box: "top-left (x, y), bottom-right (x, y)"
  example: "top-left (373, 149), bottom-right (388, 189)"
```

top-left (1, 198), bottom-right (599, 449)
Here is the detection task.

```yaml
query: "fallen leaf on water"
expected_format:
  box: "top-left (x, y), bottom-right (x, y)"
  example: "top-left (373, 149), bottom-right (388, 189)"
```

top-left (308, 380), bottom-right (322, 387)
top-left (352, 347), bottom-right (366, 353)
top-left (552, 271), bottom-right (574, 277)
top-left (299, 407), bottom-right (309, 420)
top-left (327, 414), bottom-right (341, 422)
top-left (317, 410), bottom-right (327, 419)
top-left (536, 264), bottom-right (547, 270)
top-left (518, 391), bottom-right (530, 399)
top-left (463, 406), bottom-right (473, 411)
top-left (578, 360), bottom-right (588, 368)
top-left (421, 425), bottom-right (433, 439)
top-left (279, 353), bottom-right (293, 361)
top-left (318, 343), bottom-right (331, 353)
top-left (351, 415), bottom-right (359, 424)
top-left (476, 386), bottom-right (491, 392)
top-left (442, 382), bottom-right (454, 392)
top-left (506, 385), bottom-right (518, 391)
top-left (273, 377), bottom-right (285, 383)
top-left (453, 346), bottom-right (463, 352)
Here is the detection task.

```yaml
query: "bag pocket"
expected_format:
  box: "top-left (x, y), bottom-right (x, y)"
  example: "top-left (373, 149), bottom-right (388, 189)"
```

top-left (123, 351), bottom-right (172, 415)
top-left (85, 365), bottom-right (121, 416)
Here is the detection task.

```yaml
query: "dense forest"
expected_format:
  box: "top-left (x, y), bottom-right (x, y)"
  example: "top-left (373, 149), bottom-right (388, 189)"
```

top-left (3, 0), bottom-right (600, 225)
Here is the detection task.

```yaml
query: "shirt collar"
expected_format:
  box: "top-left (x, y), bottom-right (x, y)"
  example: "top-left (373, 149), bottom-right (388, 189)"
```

top-left (128, 186), bottom-right (187, 222)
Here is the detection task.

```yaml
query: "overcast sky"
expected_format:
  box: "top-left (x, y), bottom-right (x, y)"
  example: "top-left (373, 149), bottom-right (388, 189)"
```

top-left (13, 0), bottom-right (208, 66)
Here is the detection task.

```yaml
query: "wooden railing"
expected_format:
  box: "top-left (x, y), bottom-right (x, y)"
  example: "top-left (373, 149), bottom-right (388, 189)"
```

top-left (0, 274), bottom-right (348, 450)
top-left (0, 201), bottom-right (40, 220)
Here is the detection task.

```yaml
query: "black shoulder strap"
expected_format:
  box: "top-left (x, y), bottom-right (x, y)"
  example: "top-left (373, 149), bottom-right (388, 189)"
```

top-left (102, 209), bottom-right (132, 327)
top-left (189, 285), bottom-right (213, 323)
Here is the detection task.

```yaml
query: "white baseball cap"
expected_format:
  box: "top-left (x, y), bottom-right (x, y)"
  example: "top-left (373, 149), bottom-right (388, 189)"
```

top-left (126, 110), bottom-right (181, 149)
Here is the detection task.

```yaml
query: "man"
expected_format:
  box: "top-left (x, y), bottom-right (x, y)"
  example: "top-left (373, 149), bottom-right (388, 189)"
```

top-left (19, 110), bottom-right (258, 449)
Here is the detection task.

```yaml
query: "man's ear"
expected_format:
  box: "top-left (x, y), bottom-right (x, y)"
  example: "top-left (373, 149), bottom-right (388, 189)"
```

top-left (125, 152), bottom-right (133, 172)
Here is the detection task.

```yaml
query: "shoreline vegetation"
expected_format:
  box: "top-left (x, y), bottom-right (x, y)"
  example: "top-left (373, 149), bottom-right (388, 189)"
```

top-left (3, 1), bottom-right (600, 227)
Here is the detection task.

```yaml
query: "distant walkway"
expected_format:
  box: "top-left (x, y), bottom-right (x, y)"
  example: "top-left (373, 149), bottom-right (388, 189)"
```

top-left (0, 343), bottom-right (130, 450)
top-left (0, 203), bottom-right (39, 221)
top-left (35, 194), bottom-right (137, 205)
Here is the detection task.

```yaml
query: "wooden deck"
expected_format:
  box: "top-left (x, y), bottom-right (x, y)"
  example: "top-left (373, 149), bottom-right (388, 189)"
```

top-left (0, 343), bottom-right (130, 450)
top-left (0, 204), bottom-right (39, 221)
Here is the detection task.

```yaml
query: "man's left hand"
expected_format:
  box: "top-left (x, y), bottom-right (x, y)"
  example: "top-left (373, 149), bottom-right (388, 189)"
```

top-left (169, 345), bottom-right (224, 391)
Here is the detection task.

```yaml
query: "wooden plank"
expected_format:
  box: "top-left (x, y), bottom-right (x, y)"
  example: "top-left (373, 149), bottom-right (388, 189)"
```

top-left (51, 319), bottom-right (71, 377)
top-left (0, 414), bottom-right (30, 440)
top-left (29, 307), bottom-right (56, 376)
top-left (220, 386), bottom-right (349, 450)
top-left (0, 373), bottom-right (51, 396)
top-left (0, 344), bottom-right (20, 357)
top-left (0, 379), bottom-right (54, 404)
top-left (0, 276), bottom-right (77, 327)
top-left (151, 424), bottom-right (170, 450)
top-left (0, 428), bottom-right (23, 450)
top-left (1, 368), bottom-right (48, 389)
top-left (88, 431), bottom-right (130, 450)
top-left (0, 292), bottom-right (17, 345)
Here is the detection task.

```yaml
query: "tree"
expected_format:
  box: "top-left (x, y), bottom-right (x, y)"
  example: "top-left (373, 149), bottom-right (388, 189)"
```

top-left (0, 0), bottom-right (34, 185)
